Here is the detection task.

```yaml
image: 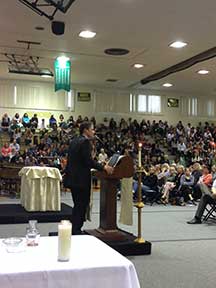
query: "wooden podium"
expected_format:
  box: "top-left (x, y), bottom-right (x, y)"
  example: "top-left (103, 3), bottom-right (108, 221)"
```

top-left (86, 155), bottom-right (134, 241)
top-left (85, 155), bottom-right (152, 255)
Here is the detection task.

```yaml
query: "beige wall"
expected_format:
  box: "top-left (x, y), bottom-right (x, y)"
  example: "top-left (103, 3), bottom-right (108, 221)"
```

top-left (0, 79), bottom-right (215, 126)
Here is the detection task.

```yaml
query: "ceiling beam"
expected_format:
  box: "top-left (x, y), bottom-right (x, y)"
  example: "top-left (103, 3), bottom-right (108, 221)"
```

top-left (136, 46), bottom-right (216, 86)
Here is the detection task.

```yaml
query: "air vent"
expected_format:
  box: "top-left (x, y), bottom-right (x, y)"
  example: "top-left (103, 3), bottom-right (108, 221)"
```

top-left (106, 79), bottom-right (118, 82)
top-left (104, 48), bottom-right (129, 56)
top-left (35, 26), bottom-right (45, 31)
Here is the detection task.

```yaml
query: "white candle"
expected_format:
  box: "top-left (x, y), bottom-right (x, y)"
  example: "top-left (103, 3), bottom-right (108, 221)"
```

top-left (58, 221), bottom-right (72, 262)
top-left (138, 143), bottom-right (142, 167)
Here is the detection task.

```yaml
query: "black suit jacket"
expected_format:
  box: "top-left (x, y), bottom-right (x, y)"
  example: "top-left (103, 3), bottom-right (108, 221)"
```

top-left (65, 135), bottom-right (104, 189)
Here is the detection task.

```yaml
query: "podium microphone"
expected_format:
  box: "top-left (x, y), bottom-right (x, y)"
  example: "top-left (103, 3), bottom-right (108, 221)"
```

top-left (95, 135), bottom-right (104, 145)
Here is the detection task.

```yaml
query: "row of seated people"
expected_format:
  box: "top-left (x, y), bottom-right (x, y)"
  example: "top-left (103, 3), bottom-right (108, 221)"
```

top-left (132, 162), bottom-right (215, 206)
top-left (1, 113), bottom-right (96, 132)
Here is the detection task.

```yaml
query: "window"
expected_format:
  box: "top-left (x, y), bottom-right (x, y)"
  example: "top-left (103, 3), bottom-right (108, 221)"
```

top-left (188, 97), bottom-right (197, 116)
top-left (137, 95), bottom-right (147, 112)
top-left (130, 93), bottom-right (134, 112)
top-left (207, 100), bottom-right (214, 117)
top-left (148, 95), bottom-right (161, 113)
top-left (66, 89), bottom-right (75, 111)
top-left (137, 94), bottom-right (161, 113)
top-left (14, 85), bottom-right (17, 105)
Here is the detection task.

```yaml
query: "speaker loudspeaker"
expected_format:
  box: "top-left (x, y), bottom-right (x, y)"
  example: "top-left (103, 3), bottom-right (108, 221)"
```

top-left (51, 21), bottom-right (65, 35)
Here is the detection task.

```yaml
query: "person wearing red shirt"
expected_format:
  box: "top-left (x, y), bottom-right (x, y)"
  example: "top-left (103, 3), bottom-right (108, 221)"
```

top-left (1, 142), bottom-right (12, 161)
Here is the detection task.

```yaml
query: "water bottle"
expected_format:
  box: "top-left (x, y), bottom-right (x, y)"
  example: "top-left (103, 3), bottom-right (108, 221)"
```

top-left (26, 220), bottom-right (40, 246)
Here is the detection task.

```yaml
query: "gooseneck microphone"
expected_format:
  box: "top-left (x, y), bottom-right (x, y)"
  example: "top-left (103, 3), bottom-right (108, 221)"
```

top-left (94, 135), bottom-right (105, 145)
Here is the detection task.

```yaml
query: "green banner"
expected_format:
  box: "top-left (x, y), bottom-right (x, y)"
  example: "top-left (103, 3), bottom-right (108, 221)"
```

top-left (54, 58), bottom-right (71, 92)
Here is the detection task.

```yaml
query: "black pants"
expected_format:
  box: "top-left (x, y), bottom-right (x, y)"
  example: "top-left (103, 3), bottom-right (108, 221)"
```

top-left (195, 194), bottom-right (215, 219)
top-left (71, 186), bottom-right (90, 234)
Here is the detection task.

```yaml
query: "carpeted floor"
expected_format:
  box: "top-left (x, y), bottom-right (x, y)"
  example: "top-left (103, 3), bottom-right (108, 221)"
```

top-left (0, 192), bottom-right (215, 288)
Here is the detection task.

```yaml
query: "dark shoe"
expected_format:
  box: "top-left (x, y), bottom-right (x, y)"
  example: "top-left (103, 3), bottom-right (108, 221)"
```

top-left (187, 217), bottom-right (202, 224)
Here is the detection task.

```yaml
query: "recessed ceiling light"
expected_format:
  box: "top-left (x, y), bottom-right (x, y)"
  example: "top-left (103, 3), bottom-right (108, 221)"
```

top-left (133, 63), bottom-right (144, 69)
top-left (197, 69), bottom-right (209, 75)
top-left (163, 83), bottom-right (173, 87)
top-left (79, 30), bottom-right (96, 38)
top-left (169, 41), bottom-right (187, 48)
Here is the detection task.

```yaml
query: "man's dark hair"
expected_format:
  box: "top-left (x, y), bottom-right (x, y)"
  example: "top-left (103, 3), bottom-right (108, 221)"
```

top-left (79, 121), bottom-right (92, 134)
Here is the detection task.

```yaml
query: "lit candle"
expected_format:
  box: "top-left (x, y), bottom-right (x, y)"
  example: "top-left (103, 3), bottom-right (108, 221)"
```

top-left (138, 143), bottom-right (142, 167)
top-left (58, 220), bottom-right (72, 262)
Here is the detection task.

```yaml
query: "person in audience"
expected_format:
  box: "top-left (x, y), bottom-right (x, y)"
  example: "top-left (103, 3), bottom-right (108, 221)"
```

top-left (170, 165), bottom-right (185, 205)
top-left (142, 166), bottom-right (159, 202)
top-left (76, 115), bottom-right (83, 125)
top-left (1, 113), bottom-right (10, 132)
top-left (39, 118), bottom-right (46, 130)
top-left (59, 114), bottom-right (67, 129)
top-left (90, 116), bottom-right (96, 129)
top-left (191, 149), bottom-right (203, 164)
top-left (30, 113), bottom-right (38, 128)
top-left (161, 166), bottom-right (177, 204)
top-left (191, 162), bottom-right (202, 185)
top-left (67, 115), bottom-right (75, 128)
top-left (1, 142), bottom-right (12, 161)
top-left (187, 178), bottom-right (216, 224)
top-left (193, 164), bottom-right (212, 200)
top-left (12, 113), bottom-right (22, 126)
top-left (24, 128), bottom-right (33, 145)
top-left (9, 139), bottom-right (20, 153)
top-left (157, 163), bottom-right (170, 186)
top-left (178, 167), bottom-right (195, 204)
top-left (9, 147), bottom-right (18, 163)
top-left (13, 127), bottom-right (21, 145)
top-left (211, 165), bottom-right (216, 182)
top-left (22, 113), bottom-right (30, 128)
top-left (49, 115), bottom-right (57, 128)
top-left (98, 148), bottom-right (108, 164)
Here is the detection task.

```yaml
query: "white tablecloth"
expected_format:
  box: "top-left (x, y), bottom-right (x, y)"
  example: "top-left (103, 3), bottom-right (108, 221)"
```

top-left (19, 166), bottom-right (62, 211)
top-left (0, 236), bottom-right (140, 288)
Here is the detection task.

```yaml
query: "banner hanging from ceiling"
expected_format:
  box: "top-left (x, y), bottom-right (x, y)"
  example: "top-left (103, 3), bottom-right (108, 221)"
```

top-left (54, 57), bottom-right (71, 92)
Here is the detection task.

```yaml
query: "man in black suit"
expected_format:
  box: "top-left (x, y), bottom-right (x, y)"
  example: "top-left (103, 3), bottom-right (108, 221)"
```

top-left (66, 121), bottom-right (113, 235)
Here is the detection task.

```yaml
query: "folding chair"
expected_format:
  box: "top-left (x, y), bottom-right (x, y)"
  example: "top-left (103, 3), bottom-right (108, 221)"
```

top-left (203, 201), bottom-right (216, 221)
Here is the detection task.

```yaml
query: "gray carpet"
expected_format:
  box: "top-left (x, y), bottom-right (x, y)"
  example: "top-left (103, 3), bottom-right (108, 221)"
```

top-left (0, 193), bottom-right (216, 288)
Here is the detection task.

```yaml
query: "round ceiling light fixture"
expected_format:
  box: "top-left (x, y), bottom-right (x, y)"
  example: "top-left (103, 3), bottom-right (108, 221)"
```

top-left (104, 48), bottom-right (129, 56)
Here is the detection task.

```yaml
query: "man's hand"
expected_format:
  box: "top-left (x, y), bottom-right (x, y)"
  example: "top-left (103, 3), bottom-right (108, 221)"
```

top-left (104, 164), bottom-right (114, 175)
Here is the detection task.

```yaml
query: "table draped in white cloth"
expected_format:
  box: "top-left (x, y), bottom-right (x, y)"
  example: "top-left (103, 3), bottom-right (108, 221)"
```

top-left (19, 166), bottom-right (62, 212)
top-left (0, 236), bottom-right (140, 288)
